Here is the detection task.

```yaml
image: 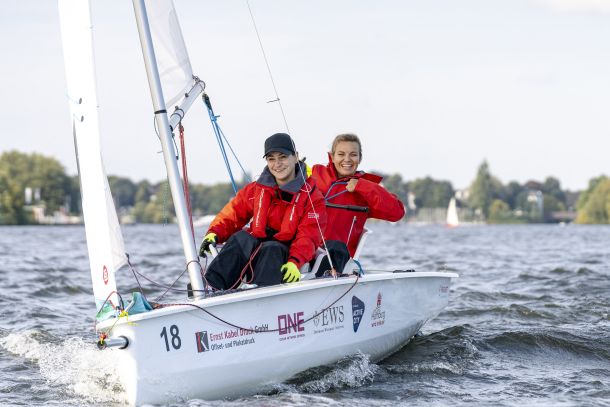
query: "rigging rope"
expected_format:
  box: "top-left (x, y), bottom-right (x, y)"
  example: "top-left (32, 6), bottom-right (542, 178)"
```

top-left (245, 0), bottom-right (336, 273)
top-left (116, 256), bottom-right (360, 335)
top-left (178, 123), bottom-right (195, 240)
top-left (203, 94), bottom-right (239, 194)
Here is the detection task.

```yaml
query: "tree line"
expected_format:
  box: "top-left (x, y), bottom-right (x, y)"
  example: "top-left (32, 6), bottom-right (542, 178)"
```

top-left (1, 151), bottom-right (609, 224)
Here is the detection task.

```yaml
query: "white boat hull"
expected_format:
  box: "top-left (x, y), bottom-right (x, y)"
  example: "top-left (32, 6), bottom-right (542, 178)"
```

top-left (99, 271), bottom-right (456, 404)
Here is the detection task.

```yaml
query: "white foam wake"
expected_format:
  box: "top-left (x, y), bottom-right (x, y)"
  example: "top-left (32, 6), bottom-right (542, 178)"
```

top-left (0, 330), bottom-right (127, 404)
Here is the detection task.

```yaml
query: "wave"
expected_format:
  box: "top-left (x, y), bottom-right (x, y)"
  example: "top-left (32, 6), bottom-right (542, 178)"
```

top-left (282, 352), bottom-right (379, 394)
top-left (0, 329), bottom-right (126, 404)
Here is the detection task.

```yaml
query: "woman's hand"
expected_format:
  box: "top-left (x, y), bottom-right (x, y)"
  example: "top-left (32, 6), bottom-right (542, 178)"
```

top-left (346, 178), bottom-right (358, 192)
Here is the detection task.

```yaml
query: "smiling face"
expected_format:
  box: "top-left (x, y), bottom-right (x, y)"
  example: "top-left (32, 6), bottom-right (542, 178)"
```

top-left (265, 151), bottom-right (298, 186)
top-left (332, 141), bottom-right (361, 177)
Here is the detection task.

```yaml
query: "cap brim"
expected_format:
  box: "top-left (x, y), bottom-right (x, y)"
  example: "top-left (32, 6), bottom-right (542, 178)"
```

top-left (263, 147), bottom-right (294, 157)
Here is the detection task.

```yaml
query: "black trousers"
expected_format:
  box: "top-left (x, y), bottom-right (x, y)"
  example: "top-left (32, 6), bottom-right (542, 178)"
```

top-left (205, 230), bottom-right (288, 290)
top-left (316, 240), bottom-right (351, 277)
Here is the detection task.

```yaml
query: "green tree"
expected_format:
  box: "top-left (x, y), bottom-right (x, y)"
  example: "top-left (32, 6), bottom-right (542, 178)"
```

top-left (576, 176), bottom-right (610, 224)
top-left (135, 180), bottom-right (152, 204)
top-left (468, 161), bottom-right (493, 218)
top-left (108, 176), bottom-right (137, 208)
top-left (542, 176), bottom-right (566, 206)
top-left (542, 194), bottom-right (566, 222)
top-left (407, 177), bottom-right (454, 208)
top-left (488, 199), bottom-right (511, 223)
top-left (505, 181), bottom-right (524, 210)
top-left (379, 173), bottom-right (408, 205)
top-left (0, 151), bottom-right (71, 224)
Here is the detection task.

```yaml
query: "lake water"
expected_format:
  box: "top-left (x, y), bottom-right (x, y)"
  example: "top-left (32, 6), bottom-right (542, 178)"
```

top-left (1, 223), bottom-right (609, 406)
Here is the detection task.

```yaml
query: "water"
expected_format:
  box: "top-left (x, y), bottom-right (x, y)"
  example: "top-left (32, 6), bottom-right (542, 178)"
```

top-left (1, 224), bottom-right (609, 406)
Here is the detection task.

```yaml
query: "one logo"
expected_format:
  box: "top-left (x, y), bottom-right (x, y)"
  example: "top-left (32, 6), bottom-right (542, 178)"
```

top-left (102, 265), bottom-right (108, 285)
top-left (278, 312), bottom-right (305, 336)
top-left (352, 296), bottom-right (365, 332)
top-left (195, 331), bottom-right (209, 353)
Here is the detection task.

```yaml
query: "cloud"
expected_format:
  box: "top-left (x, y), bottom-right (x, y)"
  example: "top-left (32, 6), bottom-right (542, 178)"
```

top-left (535, 0), bottom-right (610, 13)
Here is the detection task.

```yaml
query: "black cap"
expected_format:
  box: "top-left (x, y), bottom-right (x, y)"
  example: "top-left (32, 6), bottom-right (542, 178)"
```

top-left (263, 133), bottom-right (296, 157)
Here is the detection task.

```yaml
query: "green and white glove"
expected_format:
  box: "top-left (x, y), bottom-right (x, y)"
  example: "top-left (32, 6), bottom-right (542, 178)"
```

top-left (281, 261), bottom-right (301, 283)
top-left (199, 232), bottom-right (217, 256)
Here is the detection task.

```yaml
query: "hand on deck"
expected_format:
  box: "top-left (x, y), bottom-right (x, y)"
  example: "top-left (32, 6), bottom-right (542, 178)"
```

top-left (281, 261), bottom-right (301, 283)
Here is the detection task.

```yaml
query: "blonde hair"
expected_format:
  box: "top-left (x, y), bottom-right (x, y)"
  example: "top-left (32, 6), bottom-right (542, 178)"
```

top-left (331, 133), bottom-right (362, 159)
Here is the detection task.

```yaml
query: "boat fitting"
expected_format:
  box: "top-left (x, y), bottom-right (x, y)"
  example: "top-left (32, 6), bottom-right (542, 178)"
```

top-left (97, 335), bottom-right (129, 350)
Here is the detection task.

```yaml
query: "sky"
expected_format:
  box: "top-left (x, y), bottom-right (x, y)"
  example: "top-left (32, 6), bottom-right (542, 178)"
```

top-left (1, 0), bottom-right (609, 191)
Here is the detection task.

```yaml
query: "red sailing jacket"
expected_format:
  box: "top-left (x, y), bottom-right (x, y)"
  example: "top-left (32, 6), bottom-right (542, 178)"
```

top-left (311, 157), bottom-right (405, 256)
top-left (207, 163), bottom-right (327, 269)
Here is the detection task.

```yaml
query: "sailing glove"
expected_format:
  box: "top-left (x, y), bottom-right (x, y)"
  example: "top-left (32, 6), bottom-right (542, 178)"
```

top-left (199, 232), bottom-right (217, 256)
top-left (281, 262), bottom-right (301, 283)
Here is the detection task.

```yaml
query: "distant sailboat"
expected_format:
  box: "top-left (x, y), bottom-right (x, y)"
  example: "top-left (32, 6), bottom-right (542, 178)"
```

top-left (446, 197), bottom-right (459, 227)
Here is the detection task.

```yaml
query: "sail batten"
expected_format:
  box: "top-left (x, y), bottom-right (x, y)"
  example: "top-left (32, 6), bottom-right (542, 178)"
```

top-left (59, 0), bottom-right (127, 318)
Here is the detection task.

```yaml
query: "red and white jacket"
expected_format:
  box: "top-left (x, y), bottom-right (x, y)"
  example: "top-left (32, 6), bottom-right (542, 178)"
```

top-left (311, 157), bottom-right (405, 256)
top-left (207, 162), bottom-right (327, 268)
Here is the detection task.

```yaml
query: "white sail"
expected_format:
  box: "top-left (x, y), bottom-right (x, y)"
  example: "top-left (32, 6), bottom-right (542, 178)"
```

top-left (58, 0), bottom-right (127, 318)
top-left (145, 0), bottom-right (194, 109)
top-left (446, 197), bottom-right (459, 227)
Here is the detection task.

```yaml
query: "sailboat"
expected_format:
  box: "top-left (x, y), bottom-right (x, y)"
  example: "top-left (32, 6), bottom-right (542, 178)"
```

top-left (59, 0), bottom-right (458, 404)
top-left (446, 197), bottom-right (459, 228)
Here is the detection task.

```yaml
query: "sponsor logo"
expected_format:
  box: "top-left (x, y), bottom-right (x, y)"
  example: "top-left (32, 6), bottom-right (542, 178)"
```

top-left (352, 296), bottom-right (365, 332)
top-left (102, 265), bottom-right (108, 285)
top-left (195, 331), bottom-right (209, 353)
top-left (439, 285), bottom-right (449, 296)
top-left (313, 305), bottom-right (345, 334)
top-left (371, 292), bottom-right (386, 327)
top-left (277, 312), bottom-right (305, 341)
top-left (198, 325), bottom-right (263, 353)
top-left (307, 212), bottom-right (319, 219)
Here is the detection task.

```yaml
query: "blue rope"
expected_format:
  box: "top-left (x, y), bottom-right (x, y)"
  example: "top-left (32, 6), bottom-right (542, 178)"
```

top-left (203, 97), bottom-right (250, 194)
top-left (324, 182), bottom-right (349, 201)
top-left (217, 126), bottom-right (251, 184)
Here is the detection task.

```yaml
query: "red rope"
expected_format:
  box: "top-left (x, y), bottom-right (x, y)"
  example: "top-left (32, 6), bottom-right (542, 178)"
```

top-left (179, 123), bottom-right (195, 240)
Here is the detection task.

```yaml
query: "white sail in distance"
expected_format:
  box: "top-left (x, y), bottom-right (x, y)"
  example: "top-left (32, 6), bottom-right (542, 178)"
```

top-left (446, 197), bottom-right (459, 227)
top-left (146, 0), bottom-right (194, 109)
top-left (58, 0), bottom-right (127, 318)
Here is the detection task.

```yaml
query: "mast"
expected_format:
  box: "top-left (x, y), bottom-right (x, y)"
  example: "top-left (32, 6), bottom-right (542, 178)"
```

top-left (132, 0), bottom-right (205, 297)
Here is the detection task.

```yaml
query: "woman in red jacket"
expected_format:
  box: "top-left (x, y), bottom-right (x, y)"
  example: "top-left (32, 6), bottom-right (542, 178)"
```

top-left (311, 133), bottom-right (405, 276)
top-left (200, 133), bottom-right (327, 289)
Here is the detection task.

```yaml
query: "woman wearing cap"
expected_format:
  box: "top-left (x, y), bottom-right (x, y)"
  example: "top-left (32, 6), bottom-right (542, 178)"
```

top-left (311, 133), bottom-right (405, 275)
top-left (199, 133), bottom-right (327, 289)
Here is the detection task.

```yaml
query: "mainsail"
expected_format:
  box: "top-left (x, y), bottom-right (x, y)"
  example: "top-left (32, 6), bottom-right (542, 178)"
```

top-left (58, 0), bottom-right (127, 318)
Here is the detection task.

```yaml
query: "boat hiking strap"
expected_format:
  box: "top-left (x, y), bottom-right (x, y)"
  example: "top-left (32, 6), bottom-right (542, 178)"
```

top-left (324, 182), bottom-right (369, 212)
top-left (325, 202), bottom-right (369, 213)
top-left (202, 93), bottom-right (251, 195)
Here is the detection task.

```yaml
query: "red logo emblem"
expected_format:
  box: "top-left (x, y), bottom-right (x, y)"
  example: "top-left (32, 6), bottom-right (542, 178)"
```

top-left (102, 266), bottom-right (109, 285)
top-left (377, 292), bottom-right (382, 307)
